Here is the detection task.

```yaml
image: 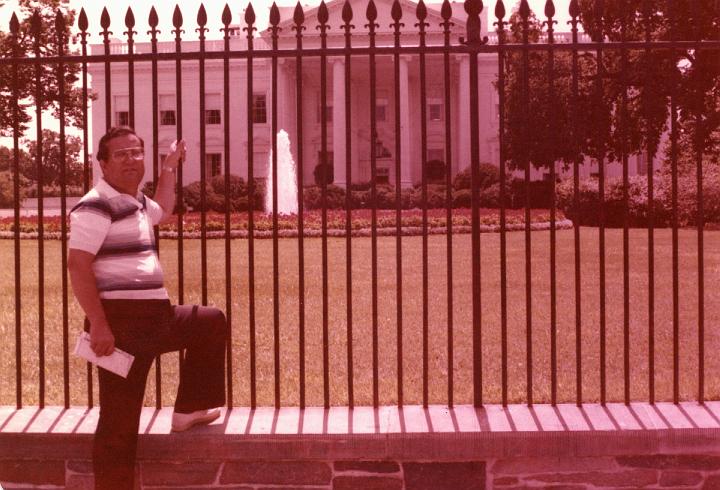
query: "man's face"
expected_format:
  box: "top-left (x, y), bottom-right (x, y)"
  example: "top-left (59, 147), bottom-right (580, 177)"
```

top-left (100, 134), bottom-right (145, 195)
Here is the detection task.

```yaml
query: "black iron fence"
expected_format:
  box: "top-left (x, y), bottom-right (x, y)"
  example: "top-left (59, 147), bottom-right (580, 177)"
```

top-left (1, 0), bottom-right (719, 410)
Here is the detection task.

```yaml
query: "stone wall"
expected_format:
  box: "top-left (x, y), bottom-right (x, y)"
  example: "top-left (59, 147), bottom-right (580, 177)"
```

top-left (3, 459), bottom-right (487, 489)
top-left (6, 455), bottom-right (720, 489)
top-left (488, 455), bottom-right (720, 489)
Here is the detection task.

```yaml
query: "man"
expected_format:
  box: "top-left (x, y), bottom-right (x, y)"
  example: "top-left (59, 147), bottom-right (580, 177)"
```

top-left (68, 126), bottom-right (227, 490)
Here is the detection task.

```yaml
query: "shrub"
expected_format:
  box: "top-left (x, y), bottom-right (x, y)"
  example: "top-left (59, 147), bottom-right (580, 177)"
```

top-left (555, 176), bottom-right (674, 227)
top-left (452, 188), bottom-right (471, 208)
top-left (181, 174), bottom-right (257, 212)
top-left (452, 163), bottom-right (499, 190)
top-left (303, 184), bottom-right (346, 210)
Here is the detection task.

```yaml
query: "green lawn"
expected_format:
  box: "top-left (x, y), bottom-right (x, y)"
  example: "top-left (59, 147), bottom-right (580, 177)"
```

top-left (1, 228), bottom-right (719, 407)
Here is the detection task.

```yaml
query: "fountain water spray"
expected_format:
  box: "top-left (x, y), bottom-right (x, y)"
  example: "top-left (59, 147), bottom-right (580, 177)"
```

top-left (265, 129), bottom-right (298, 215)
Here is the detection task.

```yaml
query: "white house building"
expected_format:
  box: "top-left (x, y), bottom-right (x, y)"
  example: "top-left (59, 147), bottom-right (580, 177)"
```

top-left (88, 0), bottom-right (653, 189)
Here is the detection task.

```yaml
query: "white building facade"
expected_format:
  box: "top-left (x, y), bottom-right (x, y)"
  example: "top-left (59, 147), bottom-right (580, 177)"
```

top-left (88, 0), bottom-right (652, 189)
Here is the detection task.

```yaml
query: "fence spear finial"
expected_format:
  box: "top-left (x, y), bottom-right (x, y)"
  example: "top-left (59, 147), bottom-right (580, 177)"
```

top-left (293, 2), bottom-right (305, 26)
top-left (245, 3), bottom-right (256, 26)
top-left (342, 0), bottom-right (353, 23)
top-left (222, 4), bottom-right (232, 26)
top-left (55, 10), bottom-right (66, 33)
top-left (148, 6), bottom-right (159, 29)
top-left (318, 0), bottom-right (329, 24)
top-left (100, 7), bottom-right (110, 30)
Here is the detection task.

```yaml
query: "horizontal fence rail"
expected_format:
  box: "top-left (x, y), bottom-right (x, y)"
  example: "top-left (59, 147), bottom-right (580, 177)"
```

top-left (1, 0), bottom-right (719, 411)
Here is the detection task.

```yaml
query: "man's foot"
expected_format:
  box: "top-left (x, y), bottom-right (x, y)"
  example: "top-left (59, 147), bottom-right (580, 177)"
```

top-left (171, 408), bottom-right (221, 432)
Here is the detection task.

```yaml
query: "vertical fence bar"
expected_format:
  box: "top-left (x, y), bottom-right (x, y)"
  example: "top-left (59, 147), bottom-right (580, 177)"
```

top-left (641, 0), bottom-right (655, 404)
top-left (341, 0), bottom-right (354, 408)
top-left (693, 1), bottom-right (705, 404)
top-left (544, 0), bottom-right (557, 406)
top-left (317, 1), bottom-right (330, 409)
top-left (619, 9), bottom-right (630, 405)
top-left (390, 0), bottom-right (404, 408)
top-left (198, 5), bottom-right (209, 307)
top-left (668, 0), bottom-right (679, 404)
top-left (148, 8), bottom-right (159, 266)
top-left (593, 0), bottom-right (607, 405)
top-left (464, 0), bottom-right (483, 407)
top-left (56, 10), bottom-right (71, 409)
top-left (568, 0), bottom-right (582, 406)
top-left (170, 5), bottom-right (187, 409)
top-left (245, 5), bottom-right (258, 409)
top-left (10, 13), bottom-right (22, 409)
top-left (293, 4), bottom-right (307, 409)
top-left (441, 0), bottom-right (454, 408)
top-left (78, 9), bottom-right (93, 407)
top-left (416, 0), bottom-right (430, 409)
top-left (221, 4), bottom-right (234, 409)
top-left (269, 3), bottom-right (281, 409)
top-left (519, 0), bottom-right (532, 406)
top-left (101, 8), bottom-right (112, 132)
top-left (125, 8), bottom-right (136, 128)
top-left (366, 0), bottom-right (380, 407)
top-left (32, 11), bottom-right (46, 408)
top-left (79, 10), bottom-right (90, 194)
top-left (494, 0), bottom-right (508, 407)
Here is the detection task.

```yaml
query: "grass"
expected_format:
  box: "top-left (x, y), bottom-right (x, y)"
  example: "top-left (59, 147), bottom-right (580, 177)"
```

top-left (1, 228), bottom-right (719, 408)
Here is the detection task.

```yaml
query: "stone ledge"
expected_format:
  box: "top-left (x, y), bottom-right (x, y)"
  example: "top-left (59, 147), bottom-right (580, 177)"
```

top-left (2, 402), bottom-right (720, 461)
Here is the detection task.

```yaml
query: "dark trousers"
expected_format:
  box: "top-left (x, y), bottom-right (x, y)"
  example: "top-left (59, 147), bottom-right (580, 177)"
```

top-left (90, 300), bottom-right (227, 490)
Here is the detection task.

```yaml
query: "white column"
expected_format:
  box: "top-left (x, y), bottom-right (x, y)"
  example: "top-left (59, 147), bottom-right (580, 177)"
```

top-left (458, 56), bottom-right (470, 173)
top-left (399, 56), bottom-right (412, 188)
top-left (332, 58), bottom-right (347, 188)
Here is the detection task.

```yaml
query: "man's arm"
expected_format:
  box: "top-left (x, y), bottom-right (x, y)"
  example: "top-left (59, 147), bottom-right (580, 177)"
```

top-left (68, 249), bottom-right (115, 356)
top-left (153, 139), bottom-right (186, 216)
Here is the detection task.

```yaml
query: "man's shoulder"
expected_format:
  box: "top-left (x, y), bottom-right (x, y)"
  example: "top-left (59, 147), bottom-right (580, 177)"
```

top-left (71, 187), bottom-right (112, 216)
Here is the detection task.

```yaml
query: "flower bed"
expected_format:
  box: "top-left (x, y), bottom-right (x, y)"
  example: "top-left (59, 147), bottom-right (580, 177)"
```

top-left (0, 208), bottom-right (570, 239)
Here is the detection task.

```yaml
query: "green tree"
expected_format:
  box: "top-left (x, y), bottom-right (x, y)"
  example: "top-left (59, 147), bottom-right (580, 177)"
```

top-left (0, 0), bottom-right (86, 138)
top-left (578, 0), bottom-right (720, 162)
top-left (500, 0), bottom-right (719, 171)
top-left (23, 129), bottom-right (84, 187)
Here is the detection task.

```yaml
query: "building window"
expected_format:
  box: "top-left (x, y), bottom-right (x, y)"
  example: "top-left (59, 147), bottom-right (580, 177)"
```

top-left (205, 94), bottom-right (221, 125)
top-left (114, 95), bottom-right (129, 126)
top-left (206, 153), bottom-right (222, 177)
top-left (428, 102), bottom-right (443, 121)
top-left (253, 94), bottom-right (267, 124)
top-left (205, 110), bottom-right (221, 125)
top-left (159, 95), bottom-right (176, 126)
top-left (115, 111), bottom-right (129, 127)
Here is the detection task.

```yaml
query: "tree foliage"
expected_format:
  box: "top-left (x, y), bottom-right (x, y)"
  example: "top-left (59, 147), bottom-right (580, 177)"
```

top-left (0, 0), bottom-right (86, 138)
top-left (22, 128), bottom-right (84, 187)
top-left (500, 0), bottom-right (720, 171)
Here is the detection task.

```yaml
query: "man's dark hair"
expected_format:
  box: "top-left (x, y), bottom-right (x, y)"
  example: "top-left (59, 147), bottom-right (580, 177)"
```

top-left (96, 126), bottom-right (145, 162)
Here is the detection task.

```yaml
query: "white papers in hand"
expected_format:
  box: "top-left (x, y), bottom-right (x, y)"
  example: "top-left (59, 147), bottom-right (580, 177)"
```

top-left (73, 332), bottom-right (134, 378)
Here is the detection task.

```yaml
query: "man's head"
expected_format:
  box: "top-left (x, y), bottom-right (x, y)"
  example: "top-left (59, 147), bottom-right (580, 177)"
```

top-left (97, 126), bottom-right (146, 195)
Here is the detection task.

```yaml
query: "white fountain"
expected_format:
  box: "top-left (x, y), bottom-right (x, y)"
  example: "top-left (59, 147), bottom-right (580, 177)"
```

top-left (265, 129), bottom-right (298, 215)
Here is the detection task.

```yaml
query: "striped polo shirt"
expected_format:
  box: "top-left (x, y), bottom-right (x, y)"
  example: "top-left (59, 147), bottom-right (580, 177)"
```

top-left (69, 178), bottom-right (169, 300)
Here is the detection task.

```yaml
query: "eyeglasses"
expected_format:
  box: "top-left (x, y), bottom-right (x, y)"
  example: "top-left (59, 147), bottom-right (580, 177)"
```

top-left (110, 147), bottom-right (144, 161)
